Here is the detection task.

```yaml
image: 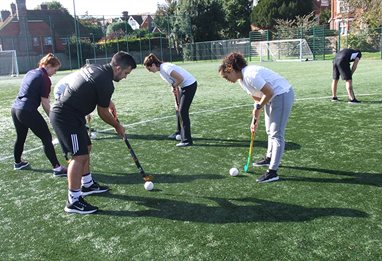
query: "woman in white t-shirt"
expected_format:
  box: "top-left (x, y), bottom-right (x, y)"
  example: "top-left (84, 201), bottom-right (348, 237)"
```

top-left (219, 52), bottom-right (294, 183)
top-left (144, 53), bottom-right (197, 147)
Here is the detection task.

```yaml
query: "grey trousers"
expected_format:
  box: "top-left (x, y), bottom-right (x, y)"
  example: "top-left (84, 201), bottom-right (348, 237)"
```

top-left (264, 88), bottom-right (295, 170)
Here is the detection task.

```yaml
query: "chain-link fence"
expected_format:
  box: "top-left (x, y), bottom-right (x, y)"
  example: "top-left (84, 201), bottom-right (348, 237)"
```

top-left (182, 38), bottom-right (251, 61)
top-left (249, 26), bottom-right (382, 61)
top-left (1, 34), bottom-right (185, 73)
top-left (2, 11), bottom-right (381, 74)
top-left (0, 13), bottom-right (191, 73)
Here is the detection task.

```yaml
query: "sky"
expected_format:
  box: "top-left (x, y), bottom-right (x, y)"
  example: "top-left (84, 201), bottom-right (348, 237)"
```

top-left (0, 0), bottom-right (167, 16)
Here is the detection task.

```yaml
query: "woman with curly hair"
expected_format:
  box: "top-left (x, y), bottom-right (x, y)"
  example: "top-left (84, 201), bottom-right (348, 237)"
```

top-left (219, 52), bottom-right (294, 183)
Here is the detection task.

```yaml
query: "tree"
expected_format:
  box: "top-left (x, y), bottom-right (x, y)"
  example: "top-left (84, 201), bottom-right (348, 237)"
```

top-left (106, 21), bottom-right (133, 38)
top-left (221, 0), bottom-right (252, 38)
top-left (251, 0), bottom-right (313, 29)
top-left (274, 11), bottom-right (318, 39)
top-left (176, 0), bottom-right (225, 42)
top-left (40, 1), bottom-right (69, 13)
top-left (345, 0), bottom-right (382, 30)
top-left (153, 0), bottom-right (178, 35)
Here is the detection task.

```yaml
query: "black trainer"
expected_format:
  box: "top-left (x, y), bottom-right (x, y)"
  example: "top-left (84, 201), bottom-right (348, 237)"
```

top-left (64, 196), bottom-right (98, 214)
top-left (348, 98), bottom-right (360, 104)
top-left (256, 170), bottom-right (279, 183)
top-left (14, 161), bottom-right (30, 170)
top-left (331, 96), bottom-right (339, 102)
top-left (81, 181), bottom-right (109, 196)
top-left (253, 156), bottom-right (271, 167)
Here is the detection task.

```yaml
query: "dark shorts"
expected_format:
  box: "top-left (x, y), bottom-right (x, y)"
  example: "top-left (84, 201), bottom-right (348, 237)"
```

top-left (50, 110), bottom-right (91, 159)
top-left (333, 60), bottom-right (352, 81)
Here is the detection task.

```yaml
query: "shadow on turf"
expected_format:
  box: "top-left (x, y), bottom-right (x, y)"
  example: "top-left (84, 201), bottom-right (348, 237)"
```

top-left (95, 194), bottom-right (368, 223)
top-left (93, 171), bottom-right (224, 185)
top-left (281, 165), bottom-right (382, 187)
top-left (92, 132), bottom-right (301, 150)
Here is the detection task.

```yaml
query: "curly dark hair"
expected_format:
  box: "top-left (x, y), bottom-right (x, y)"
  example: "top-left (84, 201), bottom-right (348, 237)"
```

top-left (218, 52), bottom-right (247, 73)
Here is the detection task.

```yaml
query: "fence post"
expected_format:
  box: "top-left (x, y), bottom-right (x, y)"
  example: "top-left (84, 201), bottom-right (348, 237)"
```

top-left (380, 27), bottom-right (382, 60)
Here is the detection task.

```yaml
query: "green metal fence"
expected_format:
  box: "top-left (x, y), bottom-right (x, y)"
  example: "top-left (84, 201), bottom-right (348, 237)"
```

top-left (249, 26), bottom-right (382, 61)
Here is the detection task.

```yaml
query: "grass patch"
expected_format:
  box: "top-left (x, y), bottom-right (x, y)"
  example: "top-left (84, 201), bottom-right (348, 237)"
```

top-left (0, 59), bottom-right (381, 260)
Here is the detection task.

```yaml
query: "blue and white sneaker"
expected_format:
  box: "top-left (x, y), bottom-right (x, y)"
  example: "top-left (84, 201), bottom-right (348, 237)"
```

top-left (14, 161), bottom-right (30, 170)
top-left (256, 170), bottom-right (279, 183)
top-left (64, 196), bottom-right (98, 214)
top-left (81, 181), bottom-right (109, 196)
top-left (53, 166), bottom-right (67, 177)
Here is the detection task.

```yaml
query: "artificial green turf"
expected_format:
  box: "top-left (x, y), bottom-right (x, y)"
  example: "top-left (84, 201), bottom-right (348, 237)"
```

top-left (0, 59), bottom-right (381, 260)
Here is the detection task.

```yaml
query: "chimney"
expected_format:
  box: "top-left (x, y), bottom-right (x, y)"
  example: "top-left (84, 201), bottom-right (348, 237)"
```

top-left (122, 11), bottom-right (129, 21)
top-left (11, 3), bottom-right (16, 15)
top-left (40, 4), bottom-right (48, 10)
top-left (1, 10), bottom-right (11, 22)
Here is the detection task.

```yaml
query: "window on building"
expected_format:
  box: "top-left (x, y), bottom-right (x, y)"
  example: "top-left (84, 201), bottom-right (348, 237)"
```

top-left (60, 38), bottom-right (68, 45)
top-left (44, 36), bottom-right (52, 46)
top-left (33, 37), bottom-right (40, 47)
top-left (337, 0), bottom-right (350, 13)
top-left (339, 20), bottom-right (348, 35)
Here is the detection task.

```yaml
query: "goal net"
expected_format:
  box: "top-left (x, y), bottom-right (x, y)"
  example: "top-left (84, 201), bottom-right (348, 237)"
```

top-left (85, 57), bottom-right (112, 65)
top-left (251, 39), bottom-right (313, 62)
top-left (0, 50), bottom-right (19, 76)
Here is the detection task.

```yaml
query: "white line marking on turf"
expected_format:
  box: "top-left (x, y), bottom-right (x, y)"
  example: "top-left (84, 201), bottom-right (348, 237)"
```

top-left (1, 93), bottom-right (380, 161)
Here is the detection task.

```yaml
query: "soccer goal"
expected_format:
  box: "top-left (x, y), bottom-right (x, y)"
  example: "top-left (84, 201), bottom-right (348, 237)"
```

top-left (0, 50), bottom-right (19, 76)
top-left (85, 57), bottom-right (112, 65)
top-left (251, 39), bottom-right (313, 62)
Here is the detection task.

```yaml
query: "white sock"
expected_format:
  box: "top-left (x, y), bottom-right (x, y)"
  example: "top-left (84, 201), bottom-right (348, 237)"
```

top-left (68, 189), bottom-right (81, 204)
top-left (81, 173), bottom-right (94, 188)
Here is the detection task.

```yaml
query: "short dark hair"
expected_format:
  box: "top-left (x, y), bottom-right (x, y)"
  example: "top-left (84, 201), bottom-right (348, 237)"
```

top-left (111, 51), bottom-right (137, 69)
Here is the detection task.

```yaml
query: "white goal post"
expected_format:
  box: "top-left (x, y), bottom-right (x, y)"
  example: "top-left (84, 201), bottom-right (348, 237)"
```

top-left (0, 50), bottom-right (19, 76)
top-left (251, 39), bottom-right (313, 62)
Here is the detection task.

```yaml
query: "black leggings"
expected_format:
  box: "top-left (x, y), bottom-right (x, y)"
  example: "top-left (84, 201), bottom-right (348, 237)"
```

top-left (11, 108), bottom-right (60, 167)
top-left (176, 82), bottom-right (197, 143)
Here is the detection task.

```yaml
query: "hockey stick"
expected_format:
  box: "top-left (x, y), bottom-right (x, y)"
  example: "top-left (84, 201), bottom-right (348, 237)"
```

top-left (243, 131), bottom-right (255, 173)
top-left (124, 134), bottom-right (154, 182)
top-left (173, 86), bottom-right (184, 131)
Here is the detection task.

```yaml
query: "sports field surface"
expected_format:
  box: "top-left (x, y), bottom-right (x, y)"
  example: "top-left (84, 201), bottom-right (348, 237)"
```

top-left (0, 59), bottom-right (381, 260)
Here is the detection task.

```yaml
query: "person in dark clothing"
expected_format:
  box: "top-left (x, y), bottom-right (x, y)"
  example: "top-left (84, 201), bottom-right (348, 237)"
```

top-left (11, 53), bottom-right (67, 176)
top-left (50, 51), bottom-right (136, 214)
top-left (331, 48), bottom-right (362, 103)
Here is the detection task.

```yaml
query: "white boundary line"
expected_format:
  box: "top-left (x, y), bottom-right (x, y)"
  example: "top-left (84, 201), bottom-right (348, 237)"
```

top-left (1, 93), bottom-right (380, 162)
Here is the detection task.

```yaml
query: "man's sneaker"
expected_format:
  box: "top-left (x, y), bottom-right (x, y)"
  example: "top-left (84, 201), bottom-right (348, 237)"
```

top-left (253, 156), bottom-right (271, 167)
top-left (176, 141), bottom-right (193, 147)
top-left (256, 170), bottom-right (279, 183)
top-left (81, 181), bottom-right (109, 196)
top-left (348, 98), bottom-right (360, 104)
top-left (53, 166), bottom-right (67, 177)
top-left (64, 196), bottom-right (98, 214)
top-left (168, 133), bottom-right (181, 140)
top-left (14, 161), bottom-right (30, 170)
top-left (331, 97), bottom-right (339, 102)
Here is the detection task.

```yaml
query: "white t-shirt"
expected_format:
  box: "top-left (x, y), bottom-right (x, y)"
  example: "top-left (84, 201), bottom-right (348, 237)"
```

top-left (160, 63), bottom-right (196, 88)
top-left (239, 65), bottom-right (292, 100)
top-left (54, 73), bottom-right (77, 100)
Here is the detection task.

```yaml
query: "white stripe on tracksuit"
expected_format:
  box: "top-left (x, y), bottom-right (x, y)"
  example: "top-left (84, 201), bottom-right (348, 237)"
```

top-left (71, 134), bottom-right (79, 154)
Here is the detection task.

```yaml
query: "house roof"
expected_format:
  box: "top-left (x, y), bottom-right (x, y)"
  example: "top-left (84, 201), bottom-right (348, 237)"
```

top-left (0, 9), bottom-right (89, 37)
top-left (26, 9), bottom-right (88, 36)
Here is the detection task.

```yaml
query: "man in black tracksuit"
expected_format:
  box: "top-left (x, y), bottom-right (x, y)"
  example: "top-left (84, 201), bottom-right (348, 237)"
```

top-left (331, 48), bottom-right (362, 103)
top-left (50, 51), bottom-right (136, 214)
